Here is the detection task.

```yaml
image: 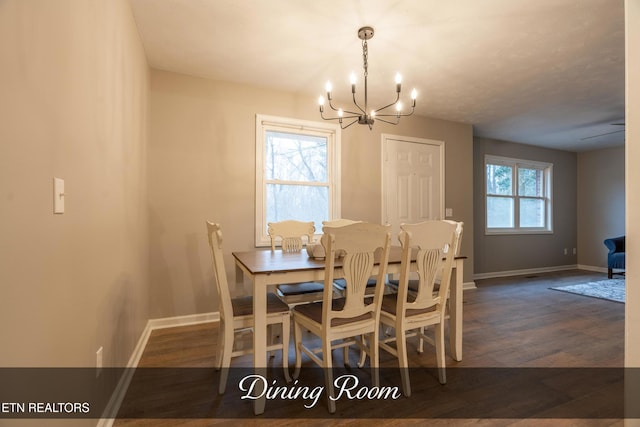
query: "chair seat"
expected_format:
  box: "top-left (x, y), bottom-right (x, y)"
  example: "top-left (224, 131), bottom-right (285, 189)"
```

top-left (276, 281), bottom-right (325, 296)
top-left (380, 292), bottom-right (438, 317)
top-left (388, 279), bottom-right (440, 293)
top-left (231, 292), bottom-right (290, 317)
top-left (292, 297), bottom-right (374, 326)
top-left (276, 281), bottom-right (344, 305)
top-left (333, 278), bottom-right (376, 290)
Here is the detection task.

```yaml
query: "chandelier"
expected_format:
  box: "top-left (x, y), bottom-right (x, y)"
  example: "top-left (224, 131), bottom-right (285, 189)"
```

top-left (318, 26), bottom-right (417, 130)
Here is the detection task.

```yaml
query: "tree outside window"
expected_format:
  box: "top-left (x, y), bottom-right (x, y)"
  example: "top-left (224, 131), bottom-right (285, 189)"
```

top-left (485, 155), bottom-right (552, 234)
top-left (265, 131), bottom-right (329, 231)
top-left (255, 115), bottom-right (341, 246)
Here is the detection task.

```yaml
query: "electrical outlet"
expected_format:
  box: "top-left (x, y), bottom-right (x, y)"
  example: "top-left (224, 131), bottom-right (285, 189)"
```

top-left (573, 248), bottom-right (577, 255)
top-left (96, 347), bottom-right (103, 377)
top-left (563, 248), bottom-right (568, 255)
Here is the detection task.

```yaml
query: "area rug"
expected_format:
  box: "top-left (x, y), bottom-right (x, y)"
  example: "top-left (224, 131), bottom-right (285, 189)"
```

top-left (550, 278), bottom-right (625, 303)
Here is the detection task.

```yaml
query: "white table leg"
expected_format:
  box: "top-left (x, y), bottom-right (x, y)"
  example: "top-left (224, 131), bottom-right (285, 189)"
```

top-left (449, 259), bottom-right (463, 361)
top-left (252, 275), bottom-right (267, 415)
top-left (235, 263), bottom-right (247, 295)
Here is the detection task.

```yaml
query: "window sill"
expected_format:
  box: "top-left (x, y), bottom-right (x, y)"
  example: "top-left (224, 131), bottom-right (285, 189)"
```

top-left (485, 229), bottom-right (553, 236)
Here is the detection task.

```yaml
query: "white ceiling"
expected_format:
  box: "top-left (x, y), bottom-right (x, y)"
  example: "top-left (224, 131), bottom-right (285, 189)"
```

top-left (129, 0), bottom-right (625, 152)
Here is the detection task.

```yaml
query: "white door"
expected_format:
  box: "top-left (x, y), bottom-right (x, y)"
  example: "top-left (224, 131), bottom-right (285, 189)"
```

top-left (382, 135), bottom-right (445, 241)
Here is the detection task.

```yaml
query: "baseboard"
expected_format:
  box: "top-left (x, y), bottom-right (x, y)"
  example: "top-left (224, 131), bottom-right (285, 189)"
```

top-left (473, 264), bottom-right (579, 280)
top-left (96, 312), bottom-right (219, 427)
top-left (463, 281), bottom-right (477, 290)
top-left (147, 311), bottom-right (219, 330)
top-left (577, 264), bottom-right (608, 274)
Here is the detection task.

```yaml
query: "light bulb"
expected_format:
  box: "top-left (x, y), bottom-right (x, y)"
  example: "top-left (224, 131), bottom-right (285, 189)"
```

top-left (325, 81), bottom-right (332, 93)
top-left (396, 102), bottom-right (403, 112)
top-left (318, 96), bottom-right (325, 106)
top-left (338, 109), bottom-right (344, 117)
top-left (395, 73), bottom-right (402, 84)
top-left (411, 89), bottom-right (417, 100)
top-left (350, 73), bottom-right (357, 85)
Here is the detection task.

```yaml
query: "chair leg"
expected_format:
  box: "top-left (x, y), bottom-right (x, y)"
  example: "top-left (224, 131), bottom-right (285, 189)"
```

top-left (608, 268), bottom-right (613, 279)
top-left (396, 327), bottom-right (411, 397)
top-left (369, 331), bottom-right (380, 388)
top-left (343, 343), bottom-right (351, 368)
top-left (357, 335), bottom-right (367, 368)
top-left (292, 320), bottom-right (303, 380)
top-left (281, 316), bottom-right (291, 382)
top-left (268, 324), bottom-right (275, 358)
top-left (434, 323), bottom-right (446, 385)
top-left (216, 320), bottom-right (225, 370)
top-left (323, 338), bottom-right (336, 414)
top-left (219, 324), bottom-right (234, 394)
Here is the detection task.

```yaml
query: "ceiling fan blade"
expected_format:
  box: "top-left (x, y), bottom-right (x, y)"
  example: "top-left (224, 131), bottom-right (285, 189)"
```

top-left (581, 129), bottom-right (626, 140)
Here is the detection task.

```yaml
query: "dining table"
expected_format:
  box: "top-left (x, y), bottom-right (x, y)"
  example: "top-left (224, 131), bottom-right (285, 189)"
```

top-left (232, 246), bottom-right (465, 415)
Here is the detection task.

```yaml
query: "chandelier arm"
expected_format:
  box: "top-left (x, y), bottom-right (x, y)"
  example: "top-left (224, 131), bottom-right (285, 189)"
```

top-left (375, 117), bottom-right (401, 125)
top-left (351, 93), bottom-right (366, 114)
top-left (321, 114), bottom-right (361, 122)
top-left (372, 93), bottom-right (401, 114)
top-left (340, 119), bottom-right (359, 129)
top-left (327, 98), bottom-right (362, 116)
top-left (375, 107), bottom-right (416, 118)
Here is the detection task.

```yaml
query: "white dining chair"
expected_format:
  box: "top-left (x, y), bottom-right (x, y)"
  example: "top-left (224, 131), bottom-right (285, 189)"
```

top-left (291, 222), bottom-right (391, 413)
top-left (206, 221), bottom-right (291, 393)
top-left (268, 220), bottom-right (341, 305)
top-left (378, 220), bottom-right (462, 397)
top-left (386, 220), bottom-right (463, 353)
top-left (323, 219), bottom-right (395, 298)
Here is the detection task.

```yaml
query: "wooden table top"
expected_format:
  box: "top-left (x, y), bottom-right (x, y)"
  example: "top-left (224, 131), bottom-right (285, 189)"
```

top-left (232, 247), bottom-right (464, 275)
top-left (232, 247), bottom-right (400, 275)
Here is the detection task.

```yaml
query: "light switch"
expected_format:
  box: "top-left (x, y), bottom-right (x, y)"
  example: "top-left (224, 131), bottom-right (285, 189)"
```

top-left (53, 177), bottom-right (64, 214)
top-left (445, 208), bottom-right (453, 217)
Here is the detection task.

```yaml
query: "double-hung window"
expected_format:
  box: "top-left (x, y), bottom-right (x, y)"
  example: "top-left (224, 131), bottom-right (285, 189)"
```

top-left (255, 114), bottom-right (341, 246)
top-left (485, 155), bottom-right (553, 234)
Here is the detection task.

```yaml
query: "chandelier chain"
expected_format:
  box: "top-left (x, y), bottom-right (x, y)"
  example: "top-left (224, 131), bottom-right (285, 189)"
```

top-left (362, 40), bottom-right (368, 78)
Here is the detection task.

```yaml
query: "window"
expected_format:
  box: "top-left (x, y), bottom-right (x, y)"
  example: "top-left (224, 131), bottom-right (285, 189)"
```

top-left (485, 155), bottom-right (552, 234)
top-left (255, 115), bottom-right (341, 246)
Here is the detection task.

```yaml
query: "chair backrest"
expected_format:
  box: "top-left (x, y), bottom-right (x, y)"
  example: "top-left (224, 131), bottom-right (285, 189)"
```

top-left (444, 219), bottom-right (464, 257)
top-left (322, 219), bottom-right (362, 228)
top-left (268, 220), bottom-right (315, 252)
top-left (206, 222), bottom-right (233, 323)
top-left (396, 221), bottom-right (463, 315)
top-left (321, 222), bottom-right (392, 326)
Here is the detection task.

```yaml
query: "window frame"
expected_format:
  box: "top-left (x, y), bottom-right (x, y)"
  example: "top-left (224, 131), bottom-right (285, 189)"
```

top-left (484, 154), bottom-right (553, 235)
top-left (255, 114), bottom-right (341, 246)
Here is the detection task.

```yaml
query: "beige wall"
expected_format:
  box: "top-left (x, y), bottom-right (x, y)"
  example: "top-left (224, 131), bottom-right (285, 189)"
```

top-left (148, 69), bottom-right (474, 318)
top-left (577, 146), bottom-right (625, 269)
top-left (0, 0), bottom-right (149, 370)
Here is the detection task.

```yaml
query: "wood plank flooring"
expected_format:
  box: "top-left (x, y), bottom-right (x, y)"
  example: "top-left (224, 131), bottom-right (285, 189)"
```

top-left (113, 270), bottom-right (625, 426)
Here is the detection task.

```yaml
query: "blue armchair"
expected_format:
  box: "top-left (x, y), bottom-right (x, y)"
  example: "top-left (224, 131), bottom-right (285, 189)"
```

top-left (604, 236), bottom-right (625, 279)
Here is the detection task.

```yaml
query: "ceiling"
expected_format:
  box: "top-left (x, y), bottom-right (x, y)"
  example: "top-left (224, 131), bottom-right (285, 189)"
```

top-left (129, 0), bottom-right (625, 152)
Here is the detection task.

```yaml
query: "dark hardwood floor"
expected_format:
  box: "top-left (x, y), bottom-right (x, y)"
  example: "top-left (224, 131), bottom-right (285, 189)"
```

top-left (113, 270), bottom-right (625, 426)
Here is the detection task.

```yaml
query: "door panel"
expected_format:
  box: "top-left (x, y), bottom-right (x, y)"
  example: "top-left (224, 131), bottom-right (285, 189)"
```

top-left (383, 135), bottom-right (444, 241)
